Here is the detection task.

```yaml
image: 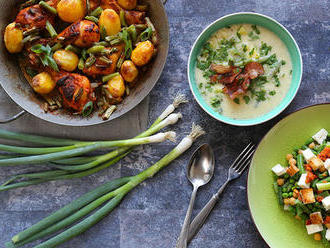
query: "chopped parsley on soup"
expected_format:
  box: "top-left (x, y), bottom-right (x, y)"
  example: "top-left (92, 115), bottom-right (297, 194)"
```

top-left (195, 24), bottom-right (292, 119)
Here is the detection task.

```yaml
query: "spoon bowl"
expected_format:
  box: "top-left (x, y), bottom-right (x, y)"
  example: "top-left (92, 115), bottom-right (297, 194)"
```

top-left (176, 143), bottom-right (215, 248)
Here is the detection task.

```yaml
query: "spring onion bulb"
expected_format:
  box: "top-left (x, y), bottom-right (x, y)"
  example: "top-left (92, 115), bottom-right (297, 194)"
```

top-left (8, 124), bottom-right (204, 247)
top-left (316, 182), bottom-right (330, 191)
top-left (0, 131), bottom-right (176, 167)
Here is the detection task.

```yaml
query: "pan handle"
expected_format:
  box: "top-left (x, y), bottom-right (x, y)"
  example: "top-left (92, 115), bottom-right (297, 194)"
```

top-left (0, 110), bottom-right (26, 124)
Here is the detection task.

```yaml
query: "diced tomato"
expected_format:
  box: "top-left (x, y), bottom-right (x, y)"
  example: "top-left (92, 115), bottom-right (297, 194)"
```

top-left (317, 190), bottom-right (324, 194)
top-left (306, 219), bottom-right (312, 225)
top-left (324, 216), bottom-right (330, 224)
top-left (306, 172), bottom-right (318, 183)
top-left (318, 147), bottom-right (330, 161)
top-left (316, 196), bottom-right (324, 202)
top-left (306, 164), bottom-right (313, 172)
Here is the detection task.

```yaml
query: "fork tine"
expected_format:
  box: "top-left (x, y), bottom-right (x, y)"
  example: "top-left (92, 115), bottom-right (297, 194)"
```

top-left (231, 144), bottom-right (255, 170)
top-left (230, 142), bottom-right (253, 169)
top-left (237, 157), bottom-right (252, 174)
top-left (235, 148), bottom-right (255, 172)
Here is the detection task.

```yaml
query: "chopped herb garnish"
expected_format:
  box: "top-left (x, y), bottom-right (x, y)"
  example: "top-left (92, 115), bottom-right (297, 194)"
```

top-left (269, 90), bottom-right (276, 96)
top-left (243, 95), bottom-right (250, 104)
top-left (255, 90), bottom-right (267, 102)
top-left (31, 44), bottom-right (59, 71)
top-left (251, 25), bottom-right (260, 34)
top-left (242, 44), bottom-right (247, 52)
top-left (264, 54), bottom-right (278, 65)
top-left (281, 60), bottom-right (286, 65)
top-left (233, 98), bottom-right (240, 104)
top-left (249, 48), bottom-right (255, 56)
top-left (236, 31), bottom-right (241, 40)
top-left (248, 31), bottom-right (259, 40)
top-left (211, 98), bottom-right (221, 108)
top-left (273, 75), bottom-right (281, 87)
top-left (290, 70), bottom-right (292, 75)
top-left (260, 42), bottom-right (272, 56)
top-left (199, 83), bottom-right (203, 89)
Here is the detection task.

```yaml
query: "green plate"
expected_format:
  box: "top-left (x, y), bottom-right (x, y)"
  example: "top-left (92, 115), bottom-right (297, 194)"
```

top-left (187, 12), bottom-right (303, 126)
top-left (248, 104), bottom-right (330, 247)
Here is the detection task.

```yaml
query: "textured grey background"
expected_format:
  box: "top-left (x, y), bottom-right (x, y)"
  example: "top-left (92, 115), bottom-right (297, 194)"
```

top-left (1, 0), bottom-right (330, 247)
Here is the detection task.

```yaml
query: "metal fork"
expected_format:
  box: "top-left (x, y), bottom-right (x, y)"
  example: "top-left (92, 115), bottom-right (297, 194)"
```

top-left (187, 142), bottom-right (255, 242)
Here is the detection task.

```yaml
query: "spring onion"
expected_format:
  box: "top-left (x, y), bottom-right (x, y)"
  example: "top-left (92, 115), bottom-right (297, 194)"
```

top-left (102, 72), bottom-right (120, 82)
top-left (120, 10), bottom-right (127, 27)
top-left (8, 124), bottom-right (204, 247)
top-left (316, 182), bottom-right (330, 191)
top-left (65, 45), bottom-right (81, 54)
top-left (85, 16), bottom-right (99, 23)
top-left (90, 6), bottom-right (103, 17)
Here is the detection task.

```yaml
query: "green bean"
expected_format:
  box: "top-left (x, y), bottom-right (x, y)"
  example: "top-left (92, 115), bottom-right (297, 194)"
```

top-left (288, 205), bottom-right (296, 216)
top-left (98, 56), bottom-right (112, 64)
top-left (315, 143), bottom-right (326, 153)
top-left (120, 10), bottom-right (127, 27)
top-left (102, 72), bottom-right (119, 82)
top-left (39, 1), bottom-right (57, 15)
top-left (45, 21), bottom-right (57, 37)
top-left (78, 58), bottom-right (84, 70)
top-left (11, 177), bottom-right (131, 244)
top-left (84, 55), bottom-right (96, 68)
top-left (117, 53), bottom-right (125, 69)
top-left (109, 38), bottom-right (122, 45)
top-left (304, 137), bottom-right (314, 146)
top-left (301, 145), bottom-right (308, 150)
top-left (127, 25), bottom-right (137, 42)
top-left (87, 45), bottom-right (105, 54)
top-left (65, 45), bottom-right (81, 54)
top-left (90, 6), bottom-right (103, 17)
top-left (51, 43), bottom-right (62, 52)
top-left (297, 154), bottom-right (305, 174)
top-left (0, 129), bottom-right (80, 146)
top-left (296, 201), bottom-right (311, 214)
top-left (94, 41), bottom-right (109, 46)
top-left (85, 16), bottom-right (99, 23)
top-left (105, 35), bottom-right (120, 42)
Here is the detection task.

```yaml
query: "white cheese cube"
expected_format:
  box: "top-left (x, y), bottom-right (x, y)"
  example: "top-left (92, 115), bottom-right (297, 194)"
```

top-left (322, 196), bottom-right (330, 210)
top-left (326, 229), bottom-right (330, 241)
top-left (325, 159), bottom-right (330, 170)
top-left (298, 173), bottom-right (310, 188)
top-left (272, 164), bottom-right (286, 176)
top-left (313, 129), bottom-right (328, 144)
top-left (306, 224), bottom-right (323, 235)
top-left (302, 148), bottom-right (316, 161)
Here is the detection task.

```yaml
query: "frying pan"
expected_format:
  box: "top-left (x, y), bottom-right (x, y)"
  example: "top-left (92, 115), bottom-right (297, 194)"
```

top-left (0, 0), bottom-right (169, 126)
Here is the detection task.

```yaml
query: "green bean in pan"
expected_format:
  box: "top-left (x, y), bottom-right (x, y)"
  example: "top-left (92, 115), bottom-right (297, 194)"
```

top-left (85, 16), bottom-right (99, 23)
top-left (86, 45), bottom-right (106, 54)
top-left (39, 1), bottom-right (57, 15)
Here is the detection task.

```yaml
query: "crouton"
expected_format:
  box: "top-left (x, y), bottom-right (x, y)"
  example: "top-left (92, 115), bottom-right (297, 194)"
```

top-left (310, 212), bottom-right (323, 224)
top-left (300, 188), bottom-right (316, 204)
top-left (287, 164), bottom-right (299, 177)
top-left (310, 157), bottom-right (324, 171)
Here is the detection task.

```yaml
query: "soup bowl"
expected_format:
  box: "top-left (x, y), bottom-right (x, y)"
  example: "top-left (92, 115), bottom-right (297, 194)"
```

top-left (187, 12), bottom-right (303, 126)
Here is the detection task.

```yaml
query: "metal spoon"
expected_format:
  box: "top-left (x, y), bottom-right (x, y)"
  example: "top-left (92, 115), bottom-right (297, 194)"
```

top-left (176, 143), bottom-right (215, 248)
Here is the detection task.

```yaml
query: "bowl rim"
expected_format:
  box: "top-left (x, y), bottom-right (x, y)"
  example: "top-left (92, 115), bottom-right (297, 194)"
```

top-left (246, 103), bottom-right (330, 247)
top-left (187, 12), bottom-right (303, 126)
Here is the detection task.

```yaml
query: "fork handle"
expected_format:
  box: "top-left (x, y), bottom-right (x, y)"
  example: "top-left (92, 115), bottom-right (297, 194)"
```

top-left (187, 180), bottom-right (230, 242)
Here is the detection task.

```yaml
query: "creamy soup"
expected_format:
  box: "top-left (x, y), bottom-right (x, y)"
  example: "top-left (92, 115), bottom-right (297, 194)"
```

top-left (195, 24), bottom-right (292, 119)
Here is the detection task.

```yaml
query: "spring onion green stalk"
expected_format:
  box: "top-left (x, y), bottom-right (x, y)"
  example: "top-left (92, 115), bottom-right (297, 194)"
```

top-left (120, 10), bottom-right (127, 27)
top-left (51, 43), bottom-right (62, 51)
top-left (0, 129), bottom-right (81, 146)
top-left (102, 72), bottom-right (120, 82)
top-left (9, 124), bottom-right (204, 247)
top-left (297, 154), bottom-right (305, 175)
top-left (0, 132), bottom-right (176, 166)
top-left (39, 1), bottom-right (57, 15)
top-left (45, 21), bottom-right (57, 38)
top-left (84, 55), bottom-right (96, 67)
top-left (54, 114), bottom-right (181, 171)
top-left (316, 182), bottom-right (330, 191)
top-left (0, 95), bottom-right (187, 190)
top-left (78, 58), bottom-right (84, 70)
top-left (10, 177), bottom-right (131, 245)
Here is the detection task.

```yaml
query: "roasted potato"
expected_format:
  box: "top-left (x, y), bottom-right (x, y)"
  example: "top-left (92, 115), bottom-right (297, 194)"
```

top-left (106, 74), bottom-right (125, 98)
top-left (57, 0), bottom-right (86, 23)
top-left (57, 20), bottom-right (100, 48)
top-left (31, 72), bottom-right (56, 94)
top-left (53, 49), bottom-right (79, 72)
top-left (131, 41), bottom-right (154, 66)
top-left (4, 23), bottom-right (23, 53)
top-left (117, 0), bottom-right (136, 10)
top-left (120, 60), bottom-right (138, 82)
top-left (99, 9), bottom-right (121, 36)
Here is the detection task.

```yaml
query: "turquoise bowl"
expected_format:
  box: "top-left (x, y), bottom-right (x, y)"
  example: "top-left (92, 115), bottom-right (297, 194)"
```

top-left (187, 12), bottom-right (303, 126)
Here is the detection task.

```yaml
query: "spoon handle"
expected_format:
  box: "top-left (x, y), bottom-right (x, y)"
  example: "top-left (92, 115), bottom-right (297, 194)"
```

top-left (187, 180), bottom-right (230, 242)
top-left (176, 186), bottom-right (198, 248)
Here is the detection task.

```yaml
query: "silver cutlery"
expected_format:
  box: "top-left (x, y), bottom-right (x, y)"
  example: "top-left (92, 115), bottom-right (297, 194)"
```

top-left (187, 142), bottom-right (255, 242)
top-left (176, 144), bottom-right (215, 248)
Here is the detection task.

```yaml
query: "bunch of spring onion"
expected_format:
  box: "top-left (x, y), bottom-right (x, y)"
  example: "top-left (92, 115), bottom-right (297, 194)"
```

top-left (5, 123), bottom-right (205, 248)
top-left (0, 94), bottom-right (188, 191)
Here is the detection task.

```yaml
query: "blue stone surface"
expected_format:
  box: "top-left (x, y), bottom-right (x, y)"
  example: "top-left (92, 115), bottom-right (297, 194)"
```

top-left (0, 0), bottom-right (330, 247)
